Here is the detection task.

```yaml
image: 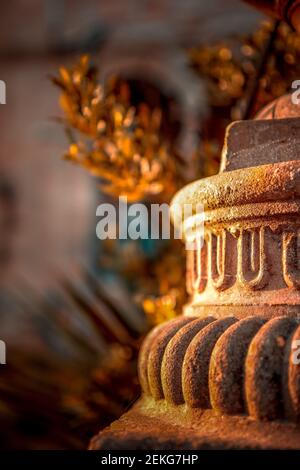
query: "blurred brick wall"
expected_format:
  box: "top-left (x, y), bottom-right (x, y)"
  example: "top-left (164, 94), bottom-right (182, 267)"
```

top-left (0, 55), bottom-right (95, 288)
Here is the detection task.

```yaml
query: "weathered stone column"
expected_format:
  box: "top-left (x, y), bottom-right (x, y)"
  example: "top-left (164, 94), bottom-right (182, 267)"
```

top-left (90, 115), bottom-right (300, 450)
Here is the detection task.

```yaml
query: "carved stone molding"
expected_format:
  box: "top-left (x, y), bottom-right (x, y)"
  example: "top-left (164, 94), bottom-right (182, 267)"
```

top-left (138, 315), bottom-right (300, 421)
top-left (187, 225), bottom-right (300, 300)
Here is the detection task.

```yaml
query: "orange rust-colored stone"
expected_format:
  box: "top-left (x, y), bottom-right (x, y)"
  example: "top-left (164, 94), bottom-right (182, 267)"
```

top-left (255, 93), bottom-right (300, 120)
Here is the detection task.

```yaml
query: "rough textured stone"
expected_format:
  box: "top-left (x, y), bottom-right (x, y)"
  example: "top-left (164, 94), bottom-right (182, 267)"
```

top-left (209, 316), bottom-right (265, 415)
top-left (255, 94), bottom-right (300, 121)
top-left (90, 397), bottom-right (300, 450)
top-left (220, 118), bottom-right (300, 172)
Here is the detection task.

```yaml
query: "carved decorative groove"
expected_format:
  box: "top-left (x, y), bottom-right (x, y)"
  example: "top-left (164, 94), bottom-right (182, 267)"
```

top-left (209, 231), bottom-right (236, 291)
top-left (237, 227), bottom-right (269, 290)
top-left (283, 230), bottom-right (300, 289)
top-left (186, 238), bottom-right (207, 294)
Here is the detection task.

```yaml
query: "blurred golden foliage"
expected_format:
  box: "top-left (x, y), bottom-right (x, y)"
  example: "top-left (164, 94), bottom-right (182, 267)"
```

top-left (53, 56), bottom-right (181, 202)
